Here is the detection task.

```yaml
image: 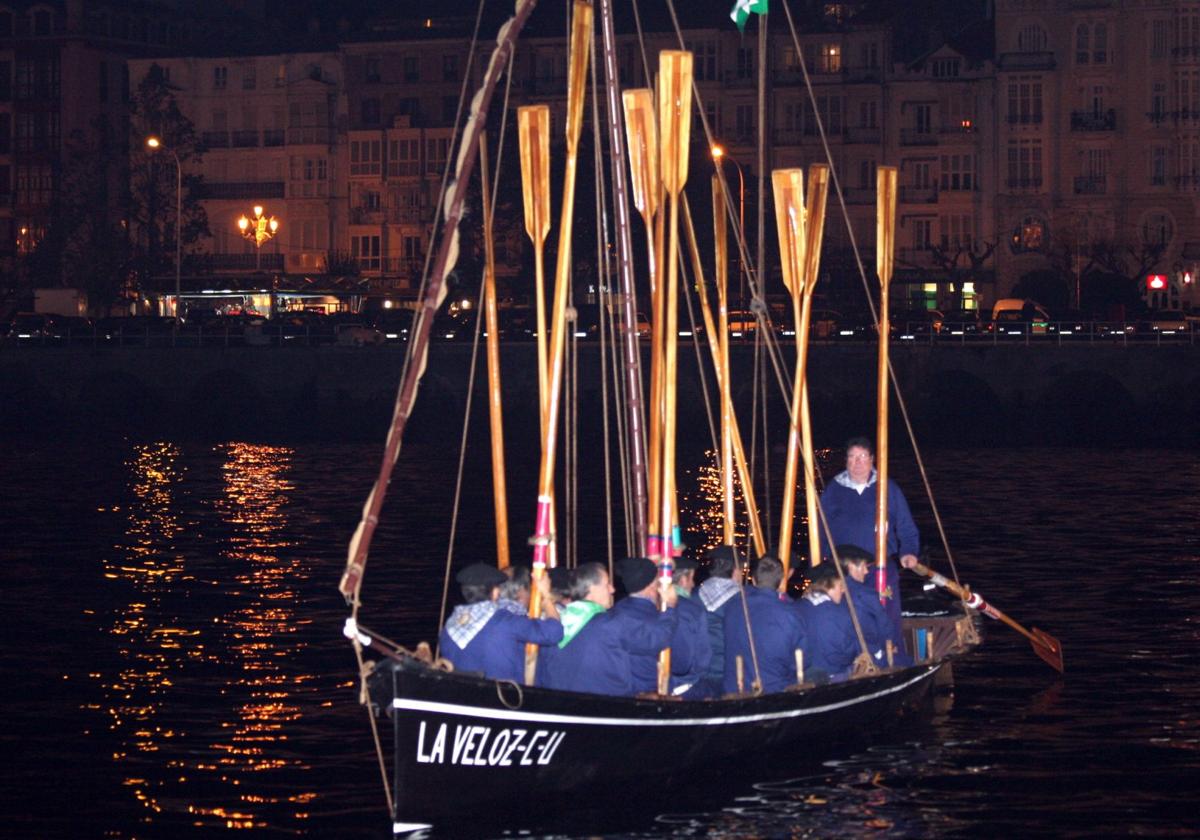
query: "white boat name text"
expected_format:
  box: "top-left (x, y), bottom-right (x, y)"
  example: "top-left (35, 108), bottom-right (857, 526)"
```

top-left (415, 721), bottom-right (567, 766)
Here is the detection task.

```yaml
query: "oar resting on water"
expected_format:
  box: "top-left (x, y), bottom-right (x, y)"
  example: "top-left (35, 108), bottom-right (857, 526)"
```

top-left (908, 561), bottom-right (1064, 673)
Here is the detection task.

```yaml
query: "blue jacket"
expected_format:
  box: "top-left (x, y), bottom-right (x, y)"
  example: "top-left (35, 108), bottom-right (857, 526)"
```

top-left (722, 586), bottom-right (806, 695)
top-left (819, 470), bottom-right (918, 637)
top-left (796, 592), bottom-right (859, 681)
top-left (546, 599), bottom-right (677, 696)
top-left (845, 576), bottom-right (893, 661)
top-left (669, 590), bottom-right (712, 695)
top-left (439, 607), bottom-right (563, 683)
top-left (818, 470), bottom-right (920, 560)
top-left (612, 595), bottom-right (683, 694)
top-left (699, 577), bottom-right (740, 688)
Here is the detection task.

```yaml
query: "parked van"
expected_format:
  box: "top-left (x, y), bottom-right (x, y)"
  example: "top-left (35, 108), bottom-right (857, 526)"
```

top-left (989, 298), bottom-right (1051, 335)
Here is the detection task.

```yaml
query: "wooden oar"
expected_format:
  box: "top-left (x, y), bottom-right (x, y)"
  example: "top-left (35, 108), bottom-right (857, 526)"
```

top-left (798, 164), bottom-right (829, 569)
top-left (656, 48), bottom-right (693, 696)
top-left (771, 167), bottom-right (807, 588)
top-left (478, 131), bottom-right (510, 569)
top-left (909, 561), bottom-right (1064, 673)
top-left (712, 173), bottom-right (735, 547)
top-left (526, 0), bottom-right (592, 685)
top-left (517, 105), bottom-right (552, 440)
top-left (621, 88), bottom-right (661, 557)
top-left (874, 166), bottom-right (898, 604)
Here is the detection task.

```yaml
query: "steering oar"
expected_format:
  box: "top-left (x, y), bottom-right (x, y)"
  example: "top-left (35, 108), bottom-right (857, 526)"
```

top-left (910, 561), bottom-right (1063, 673)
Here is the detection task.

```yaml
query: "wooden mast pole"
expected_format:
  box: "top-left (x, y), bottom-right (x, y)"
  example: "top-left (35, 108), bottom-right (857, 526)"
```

top-left (478, 132), bottom-right (510, 569)
top-left (798, 164), bottom-right (829, 569)
top-left (874, 166), bottom-right (898, 604)
top-left (712, 174), bottom-right (735, 547)
top-left (597, 0), bottom-right (649, 553)
top-left (656, 49), bottom-right (692, 695)
top-left (681, 195), bottom-right (766, 559)
top-left (621, 89), bottom-right (661, 558)
top-left (771, 168), bottom-right (807, 586)
top-left (526, 0), bottom-right (592, 685)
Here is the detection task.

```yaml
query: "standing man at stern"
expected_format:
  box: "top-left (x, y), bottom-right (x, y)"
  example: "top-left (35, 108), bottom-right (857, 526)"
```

top-left (818, 436), bottom-right (919, 645)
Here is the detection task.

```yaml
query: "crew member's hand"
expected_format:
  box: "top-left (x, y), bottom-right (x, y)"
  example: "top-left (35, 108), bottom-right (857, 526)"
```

top-left (900, 554), bottom-right (919, 570)
top-left (536, 571), bottom-right (560, 620)
top-left (660, 581), bottom-right (678, 609)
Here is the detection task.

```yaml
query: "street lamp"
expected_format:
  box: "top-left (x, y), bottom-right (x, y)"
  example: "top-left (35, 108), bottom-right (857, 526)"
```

top-left (237, 205), bottom-right (280, 271)
top-left (711, 144), bottom-right (746, 313)
top-left (146, 136), bottom-right (181, 318)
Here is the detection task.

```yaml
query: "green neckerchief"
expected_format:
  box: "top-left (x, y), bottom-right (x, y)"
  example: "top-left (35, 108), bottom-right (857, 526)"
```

top-left (558, 600), bottom-right (606, 648)
top-left (674, 584), bottom-right (692, 599)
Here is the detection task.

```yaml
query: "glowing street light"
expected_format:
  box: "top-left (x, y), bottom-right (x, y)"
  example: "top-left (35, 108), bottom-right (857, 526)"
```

top-left (237, 205), bottom-right (280, 270)
top-left (146, 136), bottom-right (182, 315)
top-left (711, 143), bottom-right (747, 313)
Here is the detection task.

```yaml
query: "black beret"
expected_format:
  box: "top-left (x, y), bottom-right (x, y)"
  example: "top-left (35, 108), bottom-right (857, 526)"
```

top-left (808, 561), bottom-right (841, 584)
top-left (616, 556), bottom-right (657, 593)
top-left (707, 544), bottom-right (741, 564)
top-left (835, 544), bottom-right (874, 564)
top-left (674, 556), bottom-right (698, 573)
top-left (455, 562), bottom-right (506, 588)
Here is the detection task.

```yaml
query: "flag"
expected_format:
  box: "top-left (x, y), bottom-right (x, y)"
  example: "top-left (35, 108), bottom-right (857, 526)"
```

top-left (730, 0), bottom-right (767, 33)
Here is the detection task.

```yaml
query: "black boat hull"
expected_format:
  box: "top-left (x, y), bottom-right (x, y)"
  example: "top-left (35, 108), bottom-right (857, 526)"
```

top-left (375, 655), bottom-right (950, 833)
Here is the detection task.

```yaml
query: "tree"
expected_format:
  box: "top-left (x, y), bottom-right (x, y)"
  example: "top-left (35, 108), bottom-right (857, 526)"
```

top-left (127, 64), bottom-right (210, 296)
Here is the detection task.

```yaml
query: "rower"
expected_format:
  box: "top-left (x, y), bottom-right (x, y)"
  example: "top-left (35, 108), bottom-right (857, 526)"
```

top-left (722, 555), bottom-right (806, 695)
top-left (697, 545), bottom-right (743, 697)
top-left (439, 562), bottom-right (562, 683)
top-left (838, 544), bottom-right (912, 667)
top-left (610, 556), bottom-right (680, 695)
top-left (668, 556), bottom-right (713, 698)
top-left (795, 561), bottom-right (859, 682)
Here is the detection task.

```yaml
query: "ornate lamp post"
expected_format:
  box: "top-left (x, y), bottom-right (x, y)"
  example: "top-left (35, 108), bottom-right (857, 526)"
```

top-left (237, 205), bottom-right (280, 271)
top-left (146, 136), bottom-right (181, 317)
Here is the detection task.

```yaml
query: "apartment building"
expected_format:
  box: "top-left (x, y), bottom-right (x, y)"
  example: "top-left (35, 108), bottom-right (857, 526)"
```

top-left (995, 0), bottom-right (1200, 309)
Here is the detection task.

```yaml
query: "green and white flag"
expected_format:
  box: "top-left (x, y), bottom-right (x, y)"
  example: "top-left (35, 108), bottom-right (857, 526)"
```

top-left (730, 0), bottom-right (768, 33)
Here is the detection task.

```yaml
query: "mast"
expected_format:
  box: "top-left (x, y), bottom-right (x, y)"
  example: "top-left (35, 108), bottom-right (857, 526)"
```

top-left (874, 166), bottom-right (898, 604)
top-left (597, 0), bottom-right (649, 553)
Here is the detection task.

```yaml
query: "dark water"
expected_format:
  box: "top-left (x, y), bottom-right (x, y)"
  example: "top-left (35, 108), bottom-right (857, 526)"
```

top-left (2, 436), bottom-right (1199, 839)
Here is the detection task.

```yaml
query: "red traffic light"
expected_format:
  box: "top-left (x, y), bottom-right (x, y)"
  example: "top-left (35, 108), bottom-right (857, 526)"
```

top-left (1146, 274), bottom-right (1167, 290)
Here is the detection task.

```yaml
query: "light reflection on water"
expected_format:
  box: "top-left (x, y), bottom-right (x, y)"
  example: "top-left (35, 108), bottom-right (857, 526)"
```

top-left (2, 440), bottom-right (1199, 838)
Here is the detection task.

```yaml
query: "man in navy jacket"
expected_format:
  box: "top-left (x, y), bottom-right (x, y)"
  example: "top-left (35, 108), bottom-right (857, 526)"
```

top-left (439, 563), bottom-right (563, 683)
top-left (610, 556), bottom-right (681, 695)
top-left (722, 555), bottom-right (806, 695)
top-left (796, 561), bottom-right (860, 682)
top-left (838, 544), bottom-right (913, 667)
top-left (818, 436), bottom-right (919, 644)
top-left (698, 545), bottom-right (742, 697)
top-left (548, 558), bottom-right (678, 696)
top-left (669, 556), bottom-right (713, 698)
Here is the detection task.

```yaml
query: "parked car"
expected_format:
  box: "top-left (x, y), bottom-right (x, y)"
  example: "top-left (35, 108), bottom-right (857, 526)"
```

top-left (807, 309), bottom-right (841, 339)
top-left (891, 308), bottom-right (944, 340)
top-left (1046, 309), bottom-right (1094, 338)
top-left (940, 309), bottom-right (982, 336)
top-left (8, 312), bottom-right (85, 342)
top-left (372, 308), bottom-right (416, 343)
top-left (988, 299), bottom-right (1051, 336)
top-left (1136, 310), bottom-right (1190, 337)
top-left (830, 310), bottom-right (881, 340)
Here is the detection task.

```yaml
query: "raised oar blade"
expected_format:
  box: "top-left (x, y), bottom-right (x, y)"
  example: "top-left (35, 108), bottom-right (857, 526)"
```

top-left (876, 166), bottom-right (898, 287)
top-left (657, 51), bottom-right (693, 197)
top-left (873, 165), bottom-right (898, 603)
top-left (622, 89), bottom-right (659, 220)
top-left (518, 105), bottom-right (551, 244)
top-left (565, 0), bottom-right (593, 146)
top-left (802, 164), bottom-right (829, 290)
top-left (771, 168), bottom-right (806, 297)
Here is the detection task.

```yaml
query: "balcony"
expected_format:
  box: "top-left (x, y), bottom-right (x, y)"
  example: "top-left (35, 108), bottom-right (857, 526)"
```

top-left (1005, 113), bottom-right (1043, 126)
top-left (940, 122), bottom-right (979, 137)
top-left (896, 247), bottom-right (937, 267)
top-left (844, 66), bottom-right (883, 83)
top-left (997, 51), bottom-right (1056, 71)
top-left (386, 207), bottom-right (426, 224)
top-left (201, 131), bottom-right (230, 148)
top-left (263, 129), bottom-right (284, 147)
top-left (1070, 109), bottom-right (1116, 131)
top-left (350, 207), bottom-right (385, 225)
top-left (1005, 177), bottom-right (1044, 191)
top-left (899, 185), bottom-right (938, 204)
top-left (844, 126), bottom-right (881, 144)
top-left (231, 130), bottom-right (259, 148)
top-left (1073, 176), bottom-right (1107, 195)
top-left (900, 128), bottom-right (937, 146)
top-left (198, 180), bottom-right (285, 200)
top-left (1175, 174), bottom-right (1200, 190)
top-left (288, 127), bottom-right (331, 145)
